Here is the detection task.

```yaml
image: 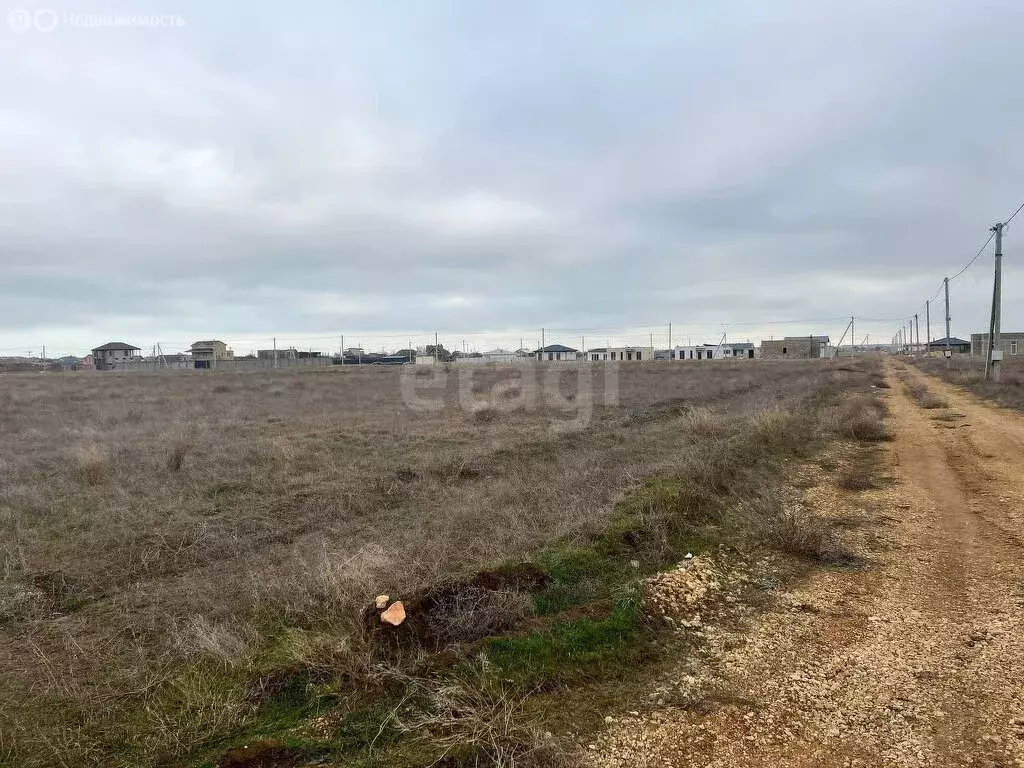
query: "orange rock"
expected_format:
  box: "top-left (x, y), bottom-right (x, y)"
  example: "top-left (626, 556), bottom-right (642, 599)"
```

top-left (380, 600), bottom-right (406, 626)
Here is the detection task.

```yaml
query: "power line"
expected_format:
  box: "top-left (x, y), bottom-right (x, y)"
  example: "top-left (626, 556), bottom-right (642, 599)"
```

top-left (948, 229), bottom-right (996, 283)
top-left (1006, 199), bottom-right (1024, 226)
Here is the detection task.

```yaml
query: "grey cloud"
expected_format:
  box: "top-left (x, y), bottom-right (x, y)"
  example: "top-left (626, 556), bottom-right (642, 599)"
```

top-left (2, 0), bottom-right (1024, 355)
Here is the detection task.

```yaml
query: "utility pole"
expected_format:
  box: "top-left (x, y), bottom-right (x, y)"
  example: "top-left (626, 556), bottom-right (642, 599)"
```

top-left (985, 222), bottom-right (1004, 381)
top-left (541, 328), bottom-right (545, 361)
top-left (944, 277), bottom-right (951, 364)
top-left (434, 332), bottom-right (439, 365)
top-left (925, 301), bottom-right (931, 357)
top-left (914, 314), bottom-right (919, 356)
top-left (340, 335), bottom-right (344, 365)
top-left (668, 322), bottom-right (672, 350)
top-left (273, 337), bottom-right (278, 369)
top-left (850, 316), bottom-right (855, 357)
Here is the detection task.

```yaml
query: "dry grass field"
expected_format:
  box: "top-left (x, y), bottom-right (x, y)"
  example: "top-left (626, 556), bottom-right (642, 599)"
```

top-left (0, 360), bottom-right (885, 767)
top-left (912, 354), bottom-right (1024, 411)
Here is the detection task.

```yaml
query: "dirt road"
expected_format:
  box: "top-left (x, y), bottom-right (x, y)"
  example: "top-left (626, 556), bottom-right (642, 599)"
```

top-left (586, 361), bottom-right (1024, 767)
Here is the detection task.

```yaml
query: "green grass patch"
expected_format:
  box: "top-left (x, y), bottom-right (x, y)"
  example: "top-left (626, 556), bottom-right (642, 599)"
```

top-left (486, 593), bottom-right (650, 688)
top-left (530, 476), bottom-right (719, 616)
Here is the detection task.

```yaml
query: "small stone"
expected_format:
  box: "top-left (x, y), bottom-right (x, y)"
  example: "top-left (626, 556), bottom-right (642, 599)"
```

top-left (375, 595), bottom-right (389, 610)
top-left (380, 600), bottom-right (406, 626)
top-left (684, 552), bottom-right (694, 560)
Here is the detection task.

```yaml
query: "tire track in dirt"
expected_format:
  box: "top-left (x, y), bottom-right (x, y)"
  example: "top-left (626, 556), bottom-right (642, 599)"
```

top-left (584, 360), bottom-right (1024, 768)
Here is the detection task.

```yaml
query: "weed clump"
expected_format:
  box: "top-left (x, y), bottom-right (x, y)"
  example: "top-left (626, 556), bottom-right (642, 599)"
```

top-left (424, 587), bottom-right (535, 646)
top-left (739, 492), bottom-right (854, 565)
top-left (394, 665), bottom-right (575, 767)
top-left (75, 443), bottom-right (108, 485)
top-left (167, 428), bottom-right (194, 472)
top-left (904, 382), bottom-right (948, 409)
top-left (835, 395), bottom-right (887, 441)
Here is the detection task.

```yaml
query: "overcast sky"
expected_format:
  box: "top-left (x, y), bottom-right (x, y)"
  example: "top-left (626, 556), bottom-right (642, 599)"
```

top-left (3, 0), bottom-right (1024, 356)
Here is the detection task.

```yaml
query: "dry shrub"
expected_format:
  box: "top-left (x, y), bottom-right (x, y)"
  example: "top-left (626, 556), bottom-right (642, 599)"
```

top-left (425, 588), bottom-right (534, 646)
top-left (0, 580), bottom-right (47, 623)
top-left (172, 616), bottom-right (250, 666)
top-left (838, 468), bottom-right (875, 491)
top-left (502, 386), bottom-right (522, 400)
top-left (472, 404), bottom-right (498, 423)
top-left (394, 666), bottom-right (574, 768)
top-left (265, 541), bottom-right (391, 626)
top-left (75, 443), bottom-right (108, 485)
top-left (167, 428), bottom-right (195, 472)
top-left (835, 396), bottom-right (887, 442)
top-left (904, 382), bottom-right (947, 409)
top-left (685, 407), bottom-right (719, 437)
top-left (739, 492), bottom-right (852, 564)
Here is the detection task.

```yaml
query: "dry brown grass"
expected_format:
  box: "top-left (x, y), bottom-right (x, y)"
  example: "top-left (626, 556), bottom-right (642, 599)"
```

top-left (738, 491), bottom-right (855, 565)
top-left (835, 394), bottom-right (888, 442)
top-left (74, 442), bottom-right (108, 485)
top-left (904, 381), bottom-right (948, 409)
top-left (0, 359), bottom-right (880, 767)
top-left (914, 356), bottom-right (1024, 411)
top-left (392, 664), bottom-right (577, 768)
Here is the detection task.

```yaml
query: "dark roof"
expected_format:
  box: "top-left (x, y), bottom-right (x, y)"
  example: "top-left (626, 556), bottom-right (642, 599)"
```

top-left (928, 337), bottom-right (970, 346)
top-left (730, 342), bottom-right (755, 349)
top-left (190, 340), bottom-right (222, 348)
top-left (535, 344), bottom-right (578, 353)
top-left (92, 342), bottom-right (140, 352)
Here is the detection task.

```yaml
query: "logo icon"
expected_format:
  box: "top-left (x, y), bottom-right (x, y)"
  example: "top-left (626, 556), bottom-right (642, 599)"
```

top-left (7, 8), bottom-right (33, 31)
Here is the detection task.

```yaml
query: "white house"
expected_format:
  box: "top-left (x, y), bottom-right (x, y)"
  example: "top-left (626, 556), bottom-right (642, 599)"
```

top-left (586, 346), bottom-right (654, 362)
top-left (535, 344), bottom-right (578, 362)
top-left (670, 343), bottom-right (755, 360)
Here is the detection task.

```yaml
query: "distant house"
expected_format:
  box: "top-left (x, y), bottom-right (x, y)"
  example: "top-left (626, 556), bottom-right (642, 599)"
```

top-left (970, 332), bottom-right (1024, 358)
top-left (669, 343), bottom-right (755, 361)
top-left (91, 342), bottom-right (141, 370)
top-left (587, 346), bottom-right (653, 362)
top-left (535, 344), bottom-right (578, 362)
top-left (760, 337), bottom-right (822, 360)
top-left (927, 337), bottom-right (970, 354)
top-left (257, 348), bottom-right (290, 361)
top-left (812, 336), bottom-right (832, 357)
top-left (189, 340), bottom-right (233, 369)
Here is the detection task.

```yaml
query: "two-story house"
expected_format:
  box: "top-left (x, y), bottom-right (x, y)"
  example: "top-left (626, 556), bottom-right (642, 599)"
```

top-left (90, 342), bottom-right (141, 370)
top-left (188, 340), bottom-right (233, 369)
